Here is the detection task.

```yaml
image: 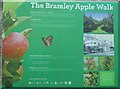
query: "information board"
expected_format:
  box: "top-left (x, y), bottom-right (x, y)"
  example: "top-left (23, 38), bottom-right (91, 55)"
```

top-left (2, 1), bottom-right (120, 88)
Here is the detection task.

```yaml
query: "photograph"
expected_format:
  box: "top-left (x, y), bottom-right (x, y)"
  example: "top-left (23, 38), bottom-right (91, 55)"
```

top-left (84, 71), bottom-right (99, 86)
top-left (100, 56), bottom-right (114, 71)
top-left (84, 34), bottom-right (114, 55)
top-left (2, 2), bottom-right (32, 88)
top-left (84, 13), bottom-right (113, 33)
top-left (84, 57), bottom-right (98, 71)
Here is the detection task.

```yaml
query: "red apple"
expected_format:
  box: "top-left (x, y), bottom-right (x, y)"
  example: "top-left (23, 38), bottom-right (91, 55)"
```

top-left (2, 29), bottom-right (32, 62)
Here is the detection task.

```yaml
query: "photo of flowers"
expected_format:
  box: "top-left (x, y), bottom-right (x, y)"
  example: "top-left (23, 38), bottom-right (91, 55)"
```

top-left (84, 57), bottom-right (98, 71)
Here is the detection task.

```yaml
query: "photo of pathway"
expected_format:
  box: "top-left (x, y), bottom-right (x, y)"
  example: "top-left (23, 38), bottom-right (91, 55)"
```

top-left (84, 13), bottom-right (113, 33)
top-left (91, 25), bottom-right (107, 33)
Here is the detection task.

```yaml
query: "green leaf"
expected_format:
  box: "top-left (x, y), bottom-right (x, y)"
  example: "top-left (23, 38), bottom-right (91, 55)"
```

top-left (2, 10), bottom-right (17, 34)
top-left (3, 2), bottom-right (26, 12)
top-left (9, 16), bottom-right (31, 30)
top-left (2, 77), bottom-right (13, 88)
top-left (3, 17), bottom-right (17, 30)
top-left (6, 62), bottom-right (22, 83)
top-left (2, 16), bottom-right (30, 33)
top-left (2, 62), bottom-right (22, 86)
top-left (10, 73), bottom-right (21, 83)
top-left (6, 62), bottom-right (22, 75)
top-left (2, 61), bottom-right (14, 78)
top-left (3, 10), bottom-right (16, 22)
top-left (2, 70), bottom-right (14, 78)
top-left (2, 75), bottom-right (21, 87)
top-left (13, 16), bottom-right (31, 28)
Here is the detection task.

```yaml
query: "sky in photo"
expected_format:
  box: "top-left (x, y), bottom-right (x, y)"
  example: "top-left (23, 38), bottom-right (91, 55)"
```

top-left (91, 34), bottom-right (114, 46)
top-left (85, 13), bottom-right (111, 21)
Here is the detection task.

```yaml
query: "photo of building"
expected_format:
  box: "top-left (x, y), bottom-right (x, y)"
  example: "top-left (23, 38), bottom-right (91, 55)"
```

top-left (84, 34), bottom-right (114, 55)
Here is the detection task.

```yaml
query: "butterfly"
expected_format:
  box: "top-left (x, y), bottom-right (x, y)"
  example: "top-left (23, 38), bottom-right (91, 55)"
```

top-left (42, 36), bottom-right (53, 47)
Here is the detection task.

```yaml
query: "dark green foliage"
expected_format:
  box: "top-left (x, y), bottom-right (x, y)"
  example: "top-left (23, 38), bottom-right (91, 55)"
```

top-left (2, 11), bottom-right (17, 30)
top-left (6, 62), bottom-right (22, 76)
top-left (101, 14), bottom-right (114, 33)
top-left (84, 71), bottom-right (99, 86)
top-left (84, 15), bottom-right (98, 33)
top-left (100, 56), bottom-right (114, 70)
top-left (2, 77), bottom-right (13, 88)
top-left (2, 62), bottom-right (22, 88)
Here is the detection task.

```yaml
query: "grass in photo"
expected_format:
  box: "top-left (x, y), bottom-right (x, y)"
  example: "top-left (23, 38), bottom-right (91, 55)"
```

top-left (84, 71), bottom-right (99, 86)
top-left (100, 56), bottom-right (114, 71)
top-left (84, 13), bottom-right (113, 33)
top-left (84, 57), bottom-right (98, 71)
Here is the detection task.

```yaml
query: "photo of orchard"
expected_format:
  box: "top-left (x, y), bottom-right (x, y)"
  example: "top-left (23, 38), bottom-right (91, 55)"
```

top-left (84, 13), bottom-right (113, 33)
